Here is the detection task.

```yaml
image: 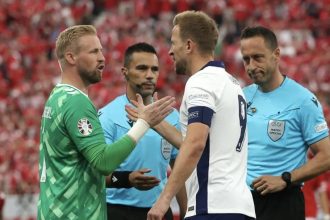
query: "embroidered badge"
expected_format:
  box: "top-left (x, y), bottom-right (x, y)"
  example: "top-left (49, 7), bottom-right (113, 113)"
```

top-left (161, 139), bottom-right (172, 160)
top-left (267, 120), bottom-right (285, 141)
top-left (315, 122), bottom-right (327, 133)
top-left (188, 93), bottom-right (209, 100)
top-left (188, 111), bottom-right (199, 120)
top-left (77, 118), bottom-right (93, 136)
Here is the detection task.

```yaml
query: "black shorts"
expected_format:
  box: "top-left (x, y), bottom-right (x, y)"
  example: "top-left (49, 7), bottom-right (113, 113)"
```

top-left (106, 203), bottom-right (173, 220)
top-left (252, 186), bottom-right (305, 220)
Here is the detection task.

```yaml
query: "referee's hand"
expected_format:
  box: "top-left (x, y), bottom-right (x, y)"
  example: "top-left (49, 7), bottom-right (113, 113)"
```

top-left (252, 175), bottom-right (287, 195)
top-left (129, 168), bottom-right (160, 191)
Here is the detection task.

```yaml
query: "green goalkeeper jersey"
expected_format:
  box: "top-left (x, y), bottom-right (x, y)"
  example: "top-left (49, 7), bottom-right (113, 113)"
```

top-left (38, 84), bottom-right (135, 220)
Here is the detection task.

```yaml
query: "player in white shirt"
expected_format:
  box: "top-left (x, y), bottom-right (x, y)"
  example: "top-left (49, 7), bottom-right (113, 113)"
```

top-left (133, 11), bottom-right (255, 220)
top-left (179, 61), bottom-right (255, 219)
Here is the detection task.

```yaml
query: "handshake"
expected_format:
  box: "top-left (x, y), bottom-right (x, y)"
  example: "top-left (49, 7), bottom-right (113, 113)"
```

top-left (125, 92), bottom-right (175, 142)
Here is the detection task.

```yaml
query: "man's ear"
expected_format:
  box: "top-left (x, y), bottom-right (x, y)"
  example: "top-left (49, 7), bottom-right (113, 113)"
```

top-left (121, 67), bottom-right (129, 80)
top-left (273, 47), bottom-right (280, 62)
top-left (65, 52), bottom-right (76, 65)
top-left (186, 39), bottom-right (194, 53)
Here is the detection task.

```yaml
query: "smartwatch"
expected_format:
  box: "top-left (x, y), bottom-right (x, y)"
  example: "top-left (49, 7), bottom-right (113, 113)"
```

top-left (281, 172), bottom-right (291, 188)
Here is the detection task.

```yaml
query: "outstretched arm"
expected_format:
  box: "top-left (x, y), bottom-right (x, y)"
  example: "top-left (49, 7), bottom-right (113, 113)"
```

top-left (82, 95), bottom-right (175, 175)
top-left (153, 121), bottom-right (183, 149)
top-left (126, 93), bottom-right (182, 149)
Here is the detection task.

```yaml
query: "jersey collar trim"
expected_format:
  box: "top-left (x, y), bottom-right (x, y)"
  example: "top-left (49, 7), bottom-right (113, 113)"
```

top-left (200, 61), bottom-right (225, 70)
top-left (56, 84), bottom-right (88, 97)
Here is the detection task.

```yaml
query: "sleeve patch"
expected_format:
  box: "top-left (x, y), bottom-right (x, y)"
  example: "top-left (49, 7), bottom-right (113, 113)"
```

top-left (188, 106), bottom-right (214, 126)
top-left (314, 122), bottom-right (328, 133)
top-left (188, 94), bottom-right (210, 100)
top-left (77, 118), bottom-right (93, 136)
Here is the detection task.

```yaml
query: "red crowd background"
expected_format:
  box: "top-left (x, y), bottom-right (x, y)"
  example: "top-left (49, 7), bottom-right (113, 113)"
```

top-left (0, 0), bottom-right (329, 218)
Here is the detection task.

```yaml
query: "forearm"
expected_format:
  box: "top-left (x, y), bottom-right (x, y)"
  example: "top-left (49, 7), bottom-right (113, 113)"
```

top-left (175, 185), bottom-right (187, 219)
top-left (82, 135), bottom-right (135, 175)
top-left (291, 139), bottom-right (330, 183)
top-left (170, 160), bottom-right (187, 218)
top-left (153, 120), bottom-right (182, 149)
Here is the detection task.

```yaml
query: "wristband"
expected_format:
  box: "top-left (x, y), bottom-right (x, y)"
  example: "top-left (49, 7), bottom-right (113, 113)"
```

top-left (127, 118), bottom-right (150, 142)
top-left (109, 171), bottom-right (132, 188)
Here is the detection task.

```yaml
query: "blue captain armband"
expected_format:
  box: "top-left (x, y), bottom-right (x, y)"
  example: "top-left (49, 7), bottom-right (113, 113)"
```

top-left (188, 106), bottom-right (214, 126)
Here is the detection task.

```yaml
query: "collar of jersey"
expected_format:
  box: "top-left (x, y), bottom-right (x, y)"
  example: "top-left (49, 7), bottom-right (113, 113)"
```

top-left (56, 83), bottom-right (88, 97)
top-left (125, 94), bottom-right (154, 105)
top-left (200, 61), bottom-right (225, 70)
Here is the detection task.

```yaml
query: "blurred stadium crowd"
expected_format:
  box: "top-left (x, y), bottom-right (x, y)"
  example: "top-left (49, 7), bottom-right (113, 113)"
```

top-left (0, 0), bottom-right (330, 216)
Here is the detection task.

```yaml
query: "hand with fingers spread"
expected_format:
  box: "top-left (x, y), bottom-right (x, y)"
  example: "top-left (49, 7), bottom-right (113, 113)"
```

top-left (252, 175), bottom-right (287, 195)
top-left (129, 168), bottom-right (160, 191)
top-left (128, 92), bottom-right (175, 127)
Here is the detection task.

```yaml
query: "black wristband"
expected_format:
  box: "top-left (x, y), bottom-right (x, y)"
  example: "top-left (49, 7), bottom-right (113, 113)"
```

top-left (109, 171), bottom-right (132, 188)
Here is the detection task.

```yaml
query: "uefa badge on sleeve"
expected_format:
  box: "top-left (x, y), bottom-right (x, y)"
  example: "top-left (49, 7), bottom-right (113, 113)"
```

top-left (77, 118), bottom-right (93, 136)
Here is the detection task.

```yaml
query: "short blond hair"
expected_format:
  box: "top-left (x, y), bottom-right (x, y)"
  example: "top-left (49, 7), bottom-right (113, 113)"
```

top-left (55, 25), bottom-right (97, 60)
top-left (173, 11), bottom-right (219, 55)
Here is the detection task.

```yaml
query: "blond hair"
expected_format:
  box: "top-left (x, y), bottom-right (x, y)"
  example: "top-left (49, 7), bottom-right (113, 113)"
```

top-left (173, 11), bottom-right (219, 55)
top-left (55, 25), bottom-right (97, 60)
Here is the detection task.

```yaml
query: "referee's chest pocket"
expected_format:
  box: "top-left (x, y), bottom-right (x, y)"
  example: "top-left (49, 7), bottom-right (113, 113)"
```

top-left (266, 108), bottom-right (299, 146)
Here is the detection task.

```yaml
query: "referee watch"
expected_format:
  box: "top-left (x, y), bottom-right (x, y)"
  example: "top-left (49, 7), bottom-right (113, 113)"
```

top-left (281, 171), bottom-right (291, 188)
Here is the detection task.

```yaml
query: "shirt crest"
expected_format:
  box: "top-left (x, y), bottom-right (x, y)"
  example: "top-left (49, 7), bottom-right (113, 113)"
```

top-left (267, 120), bottom-right (285, 141)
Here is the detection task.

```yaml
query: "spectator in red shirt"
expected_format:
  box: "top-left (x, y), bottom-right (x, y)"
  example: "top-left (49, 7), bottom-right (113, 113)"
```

top-left (303, 174), bottom-right (329, 220)
top-left (303, 151), bottom-right (330, 220)
top-left (0, 191), bottom-right (4, 220)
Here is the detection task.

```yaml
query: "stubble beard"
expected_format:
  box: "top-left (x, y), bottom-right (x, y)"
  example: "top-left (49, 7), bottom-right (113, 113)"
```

top-left (175, 59), bottom-right (188, 75)
top-left (78, 67), bottom-right (102, 85)
top-left (135, 86), bottom-right (154, 100)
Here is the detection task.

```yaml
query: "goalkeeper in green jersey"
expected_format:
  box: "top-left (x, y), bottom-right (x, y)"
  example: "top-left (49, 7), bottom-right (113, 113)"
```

top-left (37, 25), bottom-right (175, 220)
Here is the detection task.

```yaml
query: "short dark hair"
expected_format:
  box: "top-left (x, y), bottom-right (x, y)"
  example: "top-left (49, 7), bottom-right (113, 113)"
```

top-left (240, 26), bottom-right (278, 51)
top-left (124, 42), bottom-right (157, 67)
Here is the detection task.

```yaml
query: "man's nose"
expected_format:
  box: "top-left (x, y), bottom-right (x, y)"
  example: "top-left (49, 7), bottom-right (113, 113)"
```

top-left (98, 51), bottom-right (105, 62)
top-left (247, 60), bottom-right (257, 72)
top-left (146, 69), bottom-right (154, 78)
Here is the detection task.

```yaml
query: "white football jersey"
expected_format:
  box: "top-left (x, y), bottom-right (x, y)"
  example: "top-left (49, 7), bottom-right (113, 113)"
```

top-left (180, 61), bottom-right (255, 218)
